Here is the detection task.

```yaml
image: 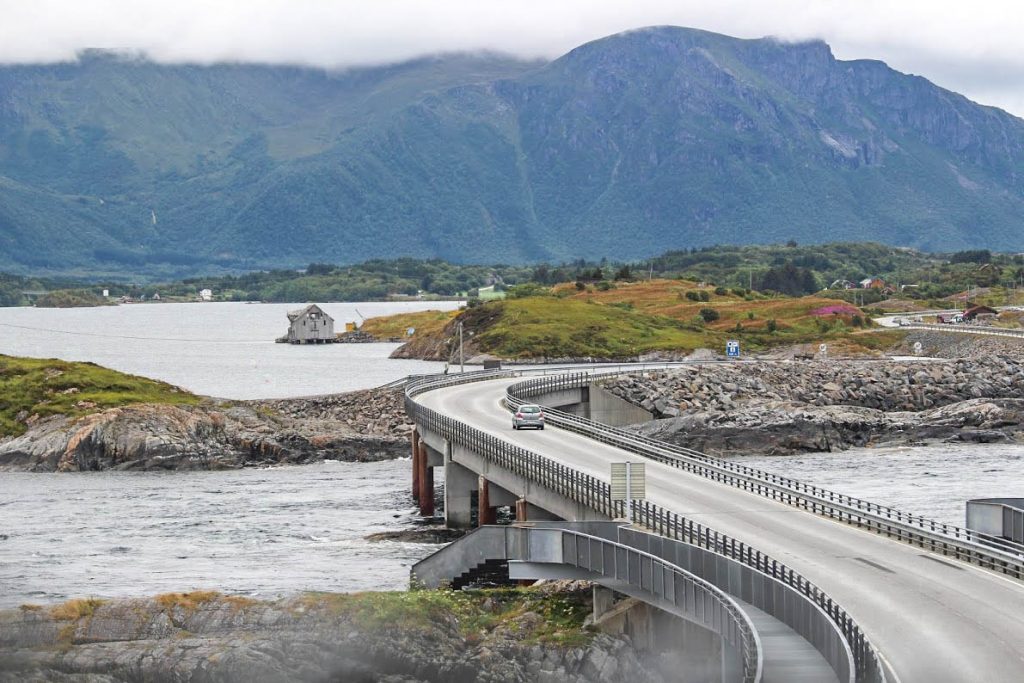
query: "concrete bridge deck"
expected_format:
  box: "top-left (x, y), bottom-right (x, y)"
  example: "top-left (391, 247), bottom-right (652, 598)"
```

top-left (416, 376), bottom-right (1024, 683)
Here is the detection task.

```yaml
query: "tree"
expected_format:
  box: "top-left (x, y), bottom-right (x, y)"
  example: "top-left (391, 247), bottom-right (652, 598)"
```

top-left (306, 262), bottom-right (335, 276)
top-left (699, 307), bottom-right (719, 323)
top-left (614, 266), bottom-right (632, 281)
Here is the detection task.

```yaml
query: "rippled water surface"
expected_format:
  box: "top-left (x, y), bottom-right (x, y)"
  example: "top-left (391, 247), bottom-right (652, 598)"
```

top-left (735, 442), bottom-right (1024, 527)
top-left (0, 460), bottom-right (436, 608)
top-left (0, 301), bottom-right (459, 398)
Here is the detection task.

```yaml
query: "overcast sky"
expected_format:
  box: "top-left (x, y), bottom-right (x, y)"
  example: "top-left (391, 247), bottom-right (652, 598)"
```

top-left (3, 0), bottom-right (1023, 116)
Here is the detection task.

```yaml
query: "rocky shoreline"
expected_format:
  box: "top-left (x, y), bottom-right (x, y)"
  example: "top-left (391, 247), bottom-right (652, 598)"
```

top-left (603, 357), bottom-right (1024, 456)
top-left (0, 388), bottom-right (412, 472)
top-left (0, 587), bottom-right (667, 683)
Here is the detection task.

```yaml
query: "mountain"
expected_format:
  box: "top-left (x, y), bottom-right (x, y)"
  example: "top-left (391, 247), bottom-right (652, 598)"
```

top-left (2, 27), bottom-right (1023, 277)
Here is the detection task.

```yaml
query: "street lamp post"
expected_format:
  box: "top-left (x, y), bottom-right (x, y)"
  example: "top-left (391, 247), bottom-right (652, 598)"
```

top-left (458, 321), bottom-right (464, 373)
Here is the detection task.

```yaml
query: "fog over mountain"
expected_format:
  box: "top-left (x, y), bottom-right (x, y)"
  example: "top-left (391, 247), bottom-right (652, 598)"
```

top-left (2, 26), bottom-right (1023, 276)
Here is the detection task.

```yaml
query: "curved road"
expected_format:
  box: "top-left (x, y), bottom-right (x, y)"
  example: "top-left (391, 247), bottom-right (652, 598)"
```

top-left (418, 377), bottom-right (1024, 683)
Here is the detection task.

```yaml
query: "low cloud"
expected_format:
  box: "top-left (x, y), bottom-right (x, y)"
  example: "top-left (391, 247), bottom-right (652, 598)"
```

top-left (2, 0), bottom-right (1022, 115)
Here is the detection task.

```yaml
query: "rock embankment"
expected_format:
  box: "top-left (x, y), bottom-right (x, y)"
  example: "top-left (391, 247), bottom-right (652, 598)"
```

top-left (0, 588), bottom-right (666, 683)
top-left (0, 388), bottom-right (412, 472)
top-left (894, 330), bottom-right (1024, 361)
top-left (602, 358), bottom-right (1024, 455)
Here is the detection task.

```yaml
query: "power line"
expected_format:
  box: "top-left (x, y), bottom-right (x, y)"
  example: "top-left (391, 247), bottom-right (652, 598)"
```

top-left (0, 321), bottom-right (269, 344)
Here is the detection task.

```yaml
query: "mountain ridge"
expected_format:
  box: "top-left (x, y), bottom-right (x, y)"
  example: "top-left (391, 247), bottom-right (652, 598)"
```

top-left (1, 25), bottom-right (1022, 277)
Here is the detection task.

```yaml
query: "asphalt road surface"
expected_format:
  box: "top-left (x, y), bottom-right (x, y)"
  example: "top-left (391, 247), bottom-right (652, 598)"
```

top-left (419, 378), bottom-right (1024, 683)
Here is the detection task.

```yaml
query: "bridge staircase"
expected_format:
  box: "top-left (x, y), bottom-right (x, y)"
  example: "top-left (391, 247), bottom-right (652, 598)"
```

top-left (413, 521), bottom-right (846, 683)
top-left (450, 558), bottom-right (512, 589)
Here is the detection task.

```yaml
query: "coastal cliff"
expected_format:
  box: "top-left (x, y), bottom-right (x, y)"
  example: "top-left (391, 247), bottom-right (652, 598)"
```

top-left (0, 388), bottom-right (412, 472)
top-left (0, 586), bottom-right (666, 683)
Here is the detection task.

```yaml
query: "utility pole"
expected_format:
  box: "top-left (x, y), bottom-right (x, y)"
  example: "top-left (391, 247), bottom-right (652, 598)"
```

top-left (458, 321), bottom-right (464, 373)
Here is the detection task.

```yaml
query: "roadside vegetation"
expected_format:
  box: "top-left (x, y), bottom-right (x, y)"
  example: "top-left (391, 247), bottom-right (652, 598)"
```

top-left (0, 355), bottom-right (200, 437)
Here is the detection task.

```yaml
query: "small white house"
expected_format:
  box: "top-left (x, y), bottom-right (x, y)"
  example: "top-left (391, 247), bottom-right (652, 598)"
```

top-left (198, 289), bottom-right (213, 301)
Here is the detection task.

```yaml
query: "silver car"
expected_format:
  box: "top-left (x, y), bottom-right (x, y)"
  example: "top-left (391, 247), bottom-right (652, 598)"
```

top-left (512, 404), bottom-right (545, 430)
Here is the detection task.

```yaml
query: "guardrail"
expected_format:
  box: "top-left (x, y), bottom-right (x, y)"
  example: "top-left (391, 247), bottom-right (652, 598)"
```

top-left (405, 370), bottom-right (883, 683)
top-left (507, 372), bottom-right (1024, 574)
top-left (897, 322), bottom-right (1024, 339)
top-left (413, 524), bottom-right (764, 683)
top-left (967, 498), bottom-right (1024, 545)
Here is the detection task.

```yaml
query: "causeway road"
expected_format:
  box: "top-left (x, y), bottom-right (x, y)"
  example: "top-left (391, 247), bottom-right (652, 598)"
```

top-left (418, 377), bottom-right (1024, 683)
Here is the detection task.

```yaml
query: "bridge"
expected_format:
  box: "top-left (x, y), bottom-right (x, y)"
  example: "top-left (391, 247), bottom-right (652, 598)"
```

top-left (404, 366), bottom-right (1024, 683)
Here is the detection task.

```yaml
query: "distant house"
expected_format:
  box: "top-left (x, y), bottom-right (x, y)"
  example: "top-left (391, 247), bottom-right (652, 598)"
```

top-left (285, 304), bottom-right (335, 344)
top-left (963, 305), bottom-right (998, 323)
top-left (859, 277), bottom-right (886, 289)
top-left (198, 288), bottom-right (213, 301)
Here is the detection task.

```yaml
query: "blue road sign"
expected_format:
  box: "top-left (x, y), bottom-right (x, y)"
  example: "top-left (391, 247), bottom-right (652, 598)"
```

top-left (726, 340), bottom-right (740, 357)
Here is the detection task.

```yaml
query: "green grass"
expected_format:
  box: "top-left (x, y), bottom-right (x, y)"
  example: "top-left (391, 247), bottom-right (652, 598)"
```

top-left (360, 309), bottom-right (458, 340)
top-left (466, 297), bottom-right (714, 359)
top-left (300, 587), bottom-right (592, 647)
top-left (0, 355), bottom-right (200, 437)
top-left (428, 284), bottom-right (892, 359)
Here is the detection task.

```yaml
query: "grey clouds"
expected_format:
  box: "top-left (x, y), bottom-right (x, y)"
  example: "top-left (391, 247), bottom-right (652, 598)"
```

top-left (1, 0), bottom-right (1023, 116)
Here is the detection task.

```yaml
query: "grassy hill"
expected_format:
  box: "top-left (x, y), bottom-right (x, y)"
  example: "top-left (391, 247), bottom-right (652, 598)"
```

top-left (0, 355), bottom-right (199, 437)
top-left (383, 279), bottom-right (904, 361)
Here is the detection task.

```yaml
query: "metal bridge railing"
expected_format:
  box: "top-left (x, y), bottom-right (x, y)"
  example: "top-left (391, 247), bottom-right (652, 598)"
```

top-left (897, 322), bottom-right (1024, 338)
top-left (506, 371), bottom-right (1024, 576)
top-left (405, 370), bottom-right (881, 683)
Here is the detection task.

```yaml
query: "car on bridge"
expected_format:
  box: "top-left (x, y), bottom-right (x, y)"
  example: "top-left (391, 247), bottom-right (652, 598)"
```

top-left (512, 404), bottom-right (545, 430)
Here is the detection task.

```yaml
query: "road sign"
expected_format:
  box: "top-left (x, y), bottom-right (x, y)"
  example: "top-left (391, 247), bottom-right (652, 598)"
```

top-left (611, 462), bottom-right (645, 500)
top-left (726, 340), bottom-right (740, 358)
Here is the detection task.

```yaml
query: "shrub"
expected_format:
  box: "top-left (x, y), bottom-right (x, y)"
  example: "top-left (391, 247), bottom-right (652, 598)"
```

top-left (746, 312), bottom-right (755, 320)
top-left (574, 281), bottom-right (586, 291)
top-left (766, 319), bottom-right (778, 333)
top-left (595, 281), bottom-right (613, 291)
top-left (699, 307), bottom-right (719, 323)
top-left (684, 291), bottom-right (700, 301)
top-left (851, 314), bottom-right (864, 327)
top-left (698, 291), bottom-right (710, 302)
top-left (714, 286), bottom-right (728, 296)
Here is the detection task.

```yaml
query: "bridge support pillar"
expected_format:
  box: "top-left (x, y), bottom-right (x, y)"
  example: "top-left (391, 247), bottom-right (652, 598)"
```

top-left (593, 585), bottom-right (617, 620)
top-left (417, 442), bottom-right (434, 517)
top-left (411, 430), bottom-right (421, 502)
top-left (515, 498), bottom-right (560, 522)
top-left (478, 476), bottom-right (497, 526)
top-left (444, 455), bottom-right (476, 528)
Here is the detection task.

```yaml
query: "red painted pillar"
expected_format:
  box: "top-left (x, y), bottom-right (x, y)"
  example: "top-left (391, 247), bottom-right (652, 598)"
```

top-left (516, 498), bottom-right (529, 522)
top-left (411, 431), bottom-right (420, 502)
top-left (417, 444), bottom-right (434, 517)
top-left (478, 476), bottom-right (497, 526)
